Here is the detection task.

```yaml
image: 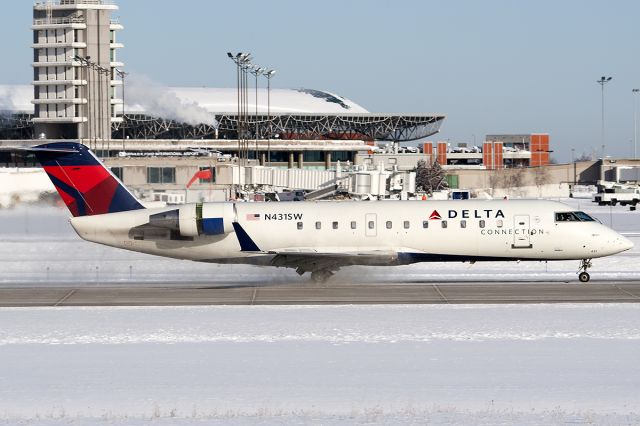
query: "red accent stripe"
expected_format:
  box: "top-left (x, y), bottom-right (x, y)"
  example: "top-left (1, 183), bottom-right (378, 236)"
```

top-left (43, 165), bottom-right (111, 193)
top-left (54, 185), bottom-right (80, 217)
top-left (44, 165), bottom-right (119, 216)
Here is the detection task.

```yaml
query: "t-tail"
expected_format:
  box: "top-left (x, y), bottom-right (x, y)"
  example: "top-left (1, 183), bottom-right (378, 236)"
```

top-left (31, 142), bottom-right (144, 217)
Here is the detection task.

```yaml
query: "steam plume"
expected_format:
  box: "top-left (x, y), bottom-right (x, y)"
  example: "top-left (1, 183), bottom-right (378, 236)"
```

top-left (127, 74), bottom-right (217, 127)
top-left (0, 86), bottom-right (16, 116)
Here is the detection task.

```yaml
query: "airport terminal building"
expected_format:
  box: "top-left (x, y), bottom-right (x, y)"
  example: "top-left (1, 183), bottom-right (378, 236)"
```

top-left (0, 0), bottom-right (605, 199)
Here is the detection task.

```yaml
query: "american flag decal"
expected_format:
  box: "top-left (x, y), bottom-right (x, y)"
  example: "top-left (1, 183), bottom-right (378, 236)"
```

top-left (246, 213), bottom-right (260, 221)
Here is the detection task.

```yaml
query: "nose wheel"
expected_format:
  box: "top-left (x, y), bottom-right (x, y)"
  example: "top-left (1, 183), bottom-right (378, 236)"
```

top-left (577, 259), bottom-right (592, 283)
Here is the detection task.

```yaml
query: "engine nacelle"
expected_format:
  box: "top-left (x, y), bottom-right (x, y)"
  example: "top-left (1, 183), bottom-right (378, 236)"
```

top-left (148, 203), bottom-right (235, 238)
top-left (199, 203), bottom-right (235, 235)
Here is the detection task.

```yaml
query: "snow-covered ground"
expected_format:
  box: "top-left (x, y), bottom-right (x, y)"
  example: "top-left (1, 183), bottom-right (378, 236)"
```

top-left (1, 198), bottom-right (639, 424)
top-left (0, 304), bottom-right (639, 425)
top-left (0, 198), bottom-right (637, 285)
top-left (0, 167), bottom-right (54, 208)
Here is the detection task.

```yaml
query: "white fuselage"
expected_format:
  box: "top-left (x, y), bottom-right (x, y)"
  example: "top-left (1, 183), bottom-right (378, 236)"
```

top-left (69, 200), bottom-right (633, 267)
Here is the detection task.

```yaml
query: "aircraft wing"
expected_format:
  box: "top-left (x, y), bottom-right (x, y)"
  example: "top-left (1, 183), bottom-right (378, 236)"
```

top-left (233, 222), bottom-right (403, 272)
top-left (266, 248), bottom-right (399, 272)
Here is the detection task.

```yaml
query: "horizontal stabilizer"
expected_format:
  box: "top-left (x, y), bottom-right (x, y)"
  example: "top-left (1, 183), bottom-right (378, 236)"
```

top-left (0, 146), bottom-right (79, 153)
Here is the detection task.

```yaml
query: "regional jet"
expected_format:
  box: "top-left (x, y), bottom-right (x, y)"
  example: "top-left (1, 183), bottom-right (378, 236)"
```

top-left (31, 142), bottom-right (633, 283)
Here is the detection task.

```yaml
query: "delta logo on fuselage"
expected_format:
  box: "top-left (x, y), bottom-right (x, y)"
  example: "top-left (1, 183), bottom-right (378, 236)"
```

top-left (429, 209), bottom-right (505, 220)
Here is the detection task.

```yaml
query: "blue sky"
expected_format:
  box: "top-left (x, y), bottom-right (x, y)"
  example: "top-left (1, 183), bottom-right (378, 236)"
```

top-left (3, 0), bottom-right (640, 161)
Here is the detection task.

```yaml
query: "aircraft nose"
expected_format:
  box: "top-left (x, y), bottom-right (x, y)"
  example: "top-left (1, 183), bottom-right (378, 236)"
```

top-left (620, 235), bottom-right (634, 252)
top-left (598, 229), bottom-right (634, 256)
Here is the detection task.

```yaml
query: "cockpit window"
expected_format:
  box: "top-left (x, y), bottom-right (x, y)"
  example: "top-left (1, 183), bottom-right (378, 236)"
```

top-left (555, 212), bottom-right (579, 222)
top-left (555, 211), bottom-right (596, 222)
top-left (574, 211), bottom-right (596, 222)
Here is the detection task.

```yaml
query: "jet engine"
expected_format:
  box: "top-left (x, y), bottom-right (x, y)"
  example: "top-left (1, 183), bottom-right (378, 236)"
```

top-left (148, 203), bottom-right (235, 238)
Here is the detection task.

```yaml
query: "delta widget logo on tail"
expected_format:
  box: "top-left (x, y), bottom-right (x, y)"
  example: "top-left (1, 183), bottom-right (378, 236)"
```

top-left (429, 210), bottom-right (442, 220)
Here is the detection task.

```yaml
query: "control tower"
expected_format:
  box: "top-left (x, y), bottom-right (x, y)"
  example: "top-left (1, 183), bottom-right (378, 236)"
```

top-left (31, 0), bottom-right (123, 139)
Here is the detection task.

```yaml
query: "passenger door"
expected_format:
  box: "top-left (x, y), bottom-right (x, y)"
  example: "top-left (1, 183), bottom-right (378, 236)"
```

top-left (513, 215), bottom-right (532, 248)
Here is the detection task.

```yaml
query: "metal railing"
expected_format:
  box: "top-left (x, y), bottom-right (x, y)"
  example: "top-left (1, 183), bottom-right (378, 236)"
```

top-left (33, 16), bottom-right (85, 25)
top-left (35, 0), bottom-right (115, 6)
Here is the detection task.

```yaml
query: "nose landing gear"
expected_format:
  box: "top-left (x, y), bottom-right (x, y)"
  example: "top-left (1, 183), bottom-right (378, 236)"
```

top-left (578, 259), bottom-right (592, 282)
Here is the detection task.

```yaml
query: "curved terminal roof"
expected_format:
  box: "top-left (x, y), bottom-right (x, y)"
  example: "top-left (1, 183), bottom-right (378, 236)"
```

top-left (0, 84), bottom-right (445, 142)
top-left (160, 87), bottom-right (370, 114)
top-left (0, 84), bottom-right (368, 114)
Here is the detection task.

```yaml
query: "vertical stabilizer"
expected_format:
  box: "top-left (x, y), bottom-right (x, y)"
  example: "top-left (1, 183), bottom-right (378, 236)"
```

top-left (32, 142), bottom-right (144, 217)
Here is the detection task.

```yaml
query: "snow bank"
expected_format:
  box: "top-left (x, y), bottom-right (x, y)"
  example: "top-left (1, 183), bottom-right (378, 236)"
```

top-left (0, 168), bottom-right (54, 208)
top-left (0, 304), bottom-right (638, 424)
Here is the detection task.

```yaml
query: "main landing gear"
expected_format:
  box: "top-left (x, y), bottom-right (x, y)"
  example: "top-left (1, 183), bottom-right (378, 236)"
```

top-left (310, 270), bottom-right (334, 283)
top-left (578, 259), bottom-right (592, 283)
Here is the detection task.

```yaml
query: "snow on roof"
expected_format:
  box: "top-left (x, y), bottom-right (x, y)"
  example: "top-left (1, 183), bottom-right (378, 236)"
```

top-left (0, 84), bottom-right (369, 115)
top-left (161, 87), bottom-right (369, 114)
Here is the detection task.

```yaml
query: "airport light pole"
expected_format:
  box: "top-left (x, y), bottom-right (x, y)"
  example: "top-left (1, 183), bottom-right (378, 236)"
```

top-left (227, 53), bottom-right (241, 162)
top-left (115, 69), bottom-right (128, 149)
top-left (240, 57), bottom-right (252, 164)
top-left (263, 69), bottom-right (276, 166)
top-left (571, 148), bottom-right (576, 188)
top-left (75, 55), bottom-right (103, 152)
top-left (597, 76), bottom-right (612, 158)
top-left (95, 65), bottom-right (110, 156)
top-left (73, 56), bottom-right (90, 146)
top-left (633, 88), bottom-right (639, 159)
top-left (87, 59), bottom-right (95, 151)
top-left (94, 63), bottom-right (102, 153)
top-left (227, 52), bottom-right (252, 165)
top-left (250, 66), bottom-right (265, 163)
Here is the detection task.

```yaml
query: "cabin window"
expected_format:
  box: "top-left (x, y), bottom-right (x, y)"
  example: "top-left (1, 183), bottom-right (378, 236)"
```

top-left (386, 221), bottom-right (392, 229)
top-left (460, 220), bottom-right (466, 228)
top-left (315, 221), bottom-right (321, 230)
top-left (368, 221), bottom-right (375, 229)
top-left (332, 221), bottom-right (338, 230)
top-left (441, 220), bottom-right (447, 228)
top-left (403, 221), bottom-right (410, 229)
top-left (297, 222), bottom-right (303, 230)
top-left (479, 220), bottom-right (485, 229)
top-left (422, 220), bottom-right (429, 229)
top-left (351, 221), bottom-right (356, 229)
top-left (497, 219), bottom-right (503, 228)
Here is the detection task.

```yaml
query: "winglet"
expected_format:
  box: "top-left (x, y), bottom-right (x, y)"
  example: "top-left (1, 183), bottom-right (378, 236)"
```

top-left (232, 222), bottom-right (261, 251)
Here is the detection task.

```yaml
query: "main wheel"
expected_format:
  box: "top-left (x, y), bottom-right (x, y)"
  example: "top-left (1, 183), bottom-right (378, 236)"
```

top-left (310, 271), bottom-right (332, 283)
top-left (578, 272), bottom-right (590, 283)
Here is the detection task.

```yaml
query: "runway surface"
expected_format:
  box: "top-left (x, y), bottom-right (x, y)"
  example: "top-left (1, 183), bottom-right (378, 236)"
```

top-left (1, 280), bottom-right (640, 306)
